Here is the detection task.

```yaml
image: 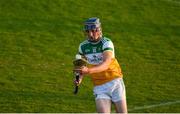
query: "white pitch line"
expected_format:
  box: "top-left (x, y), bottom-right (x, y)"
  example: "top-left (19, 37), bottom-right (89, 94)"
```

top-left (129, 100), bottom-right (180, 111)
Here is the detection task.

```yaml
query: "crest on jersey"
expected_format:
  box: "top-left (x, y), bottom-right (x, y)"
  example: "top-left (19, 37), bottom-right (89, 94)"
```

top-left (93, 47), bottom-right (97, 53)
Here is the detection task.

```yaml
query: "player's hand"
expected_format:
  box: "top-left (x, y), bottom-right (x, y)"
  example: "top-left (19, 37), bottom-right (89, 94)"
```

top-left (73, 75), bottom-right (83, 86)
top-left (74, 66), bottom-right (89, 75)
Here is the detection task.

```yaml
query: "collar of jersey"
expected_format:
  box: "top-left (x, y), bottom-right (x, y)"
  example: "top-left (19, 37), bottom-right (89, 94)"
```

top-left (88, 37), bottom-right (102, 45)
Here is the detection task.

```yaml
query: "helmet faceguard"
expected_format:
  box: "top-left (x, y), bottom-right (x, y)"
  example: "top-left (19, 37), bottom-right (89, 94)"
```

top-left (84, 17), bottom-right (102, 42)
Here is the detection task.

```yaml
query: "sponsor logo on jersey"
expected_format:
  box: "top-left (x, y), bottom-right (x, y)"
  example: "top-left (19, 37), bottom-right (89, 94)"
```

top-left (88, 54), bottom-right (103, 64)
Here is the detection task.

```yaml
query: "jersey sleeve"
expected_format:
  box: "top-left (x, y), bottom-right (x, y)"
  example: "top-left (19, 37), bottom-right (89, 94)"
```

top-left (102, 40), bottom-right (114, 52)
top-left (78, 44), bottom-right (83, 55)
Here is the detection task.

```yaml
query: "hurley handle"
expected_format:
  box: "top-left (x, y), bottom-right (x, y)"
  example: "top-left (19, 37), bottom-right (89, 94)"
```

top-left (74, 73), bottom-right (79, 94)
top-left (73, 54), bottom-right (88, 94)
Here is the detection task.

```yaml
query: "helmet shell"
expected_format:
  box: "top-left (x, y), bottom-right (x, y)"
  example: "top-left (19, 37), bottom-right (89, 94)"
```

top-left (84, 17), bottom-right (101, 30)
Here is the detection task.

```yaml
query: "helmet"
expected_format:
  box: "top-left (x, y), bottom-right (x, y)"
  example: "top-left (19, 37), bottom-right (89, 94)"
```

top-left (84, 17), bottom-right (101, 30)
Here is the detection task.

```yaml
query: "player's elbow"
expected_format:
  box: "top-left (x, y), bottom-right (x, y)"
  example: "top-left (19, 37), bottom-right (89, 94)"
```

top-left (103, 60), bottom-right (111, 71)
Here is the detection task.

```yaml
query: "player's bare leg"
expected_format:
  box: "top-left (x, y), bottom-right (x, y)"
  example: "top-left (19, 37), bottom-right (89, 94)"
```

top-left (95, 99), bottom-right (111, 113)
top-left (114, 98), bottom-right (127, 113)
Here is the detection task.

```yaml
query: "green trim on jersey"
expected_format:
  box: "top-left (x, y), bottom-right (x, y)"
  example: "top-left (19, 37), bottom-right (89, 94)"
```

top-left (103, 47), bottom-right (113, 51)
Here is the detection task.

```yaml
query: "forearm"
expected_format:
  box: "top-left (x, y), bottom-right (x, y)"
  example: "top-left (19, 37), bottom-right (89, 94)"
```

top-left (76, 51), bottom-right (113, 75)
top-left (88, 60), bottom-right (110, 74)
top-left (88, 51), bottom-right (113, 74)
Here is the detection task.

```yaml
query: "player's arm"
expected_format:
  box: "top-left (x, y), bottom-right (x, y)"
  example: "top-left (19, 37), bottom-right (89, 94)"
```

top-left (79, 50), bottom-right (113, 75)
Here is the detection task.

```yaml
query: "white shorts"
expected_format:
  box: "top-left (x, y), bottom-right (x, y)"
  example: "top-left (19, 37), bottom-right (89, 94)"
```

top-left (93, 78), bottom-right (126, 102)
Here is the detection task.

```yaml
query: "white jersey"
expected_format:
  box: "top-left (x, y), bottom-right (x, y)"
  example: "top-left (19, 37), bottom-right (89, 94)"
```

top-left (79, 37), bottom-right (114, 65)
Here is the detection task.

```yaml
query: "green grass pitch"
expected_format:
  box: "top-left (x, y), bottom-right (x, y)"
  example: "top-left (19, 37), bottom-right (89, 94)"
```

top-left (0, 0), bottom-right (179, 112)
